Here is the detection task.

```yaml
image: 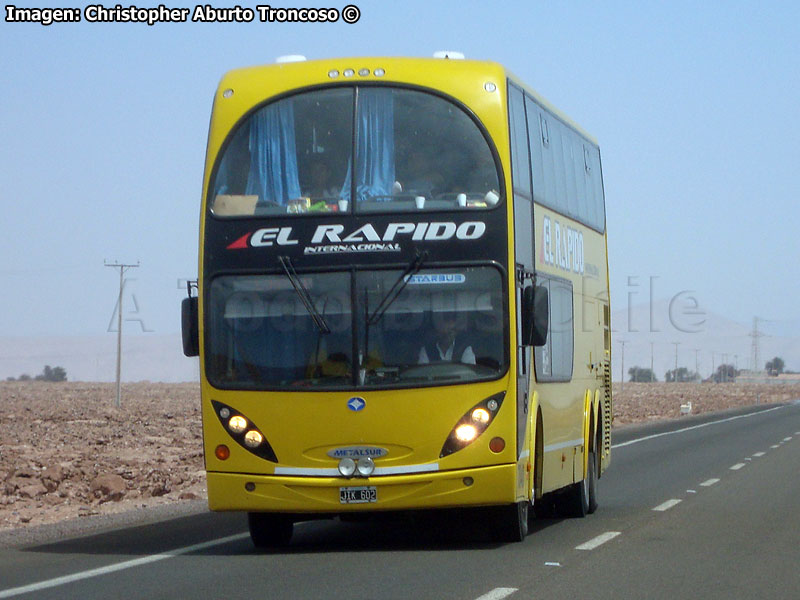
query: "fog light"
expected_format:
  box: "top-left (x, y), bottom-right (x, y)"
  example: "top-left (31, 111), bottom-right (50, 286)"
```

top-left (356, 457), bottom-right (375, 477)
top-left (338, 457), bottom-right (356, 477)
top-left (455, 424), bottom-right (478, 443)
top-left (228, 415), bottom-right (247, 434)
top-left (244, 430), bottom-right (263, 448)
top-left (215, 445), bottom-right (230, 460)
top-left (219, 407), bottom-right (230, 419)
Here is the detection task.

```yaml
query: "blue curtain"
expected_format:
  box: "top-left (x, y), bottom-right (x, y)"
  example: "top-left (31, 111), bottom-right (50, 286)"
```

top-left (246, 101), bottom-right (301, 205)
top-left (341, 89), bottom-right (395, 203)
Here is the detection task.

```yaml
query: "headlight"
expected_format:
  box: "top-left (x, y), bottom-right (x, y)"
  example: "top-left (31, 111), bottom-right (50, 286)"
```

top-left (228, 415), bottom-right (247, 434)
top-left (244, 430), bottom-right (263, 448)
top-left (211, 400), bottom-right (278, 463)
top-left (440, 392), bottom-right (505, 458)
top-left (455, 424), bottom-right (478, 442)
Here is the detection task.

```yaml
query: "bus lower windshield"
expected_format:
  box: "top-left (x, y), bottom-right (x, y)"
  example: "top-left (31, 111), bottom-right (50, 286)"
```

top-left (206, 266), bottom-right (506, 390)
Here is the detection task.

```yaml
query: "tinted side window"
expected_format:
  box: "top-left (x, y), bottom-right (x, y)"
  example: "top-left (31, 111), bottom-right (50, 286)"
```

top-left (525, 95), bottom-right (605, 232)
top-left (508, 83), bottom-right (531, 199)
top-left (533, 274), bottom-right (573, 382)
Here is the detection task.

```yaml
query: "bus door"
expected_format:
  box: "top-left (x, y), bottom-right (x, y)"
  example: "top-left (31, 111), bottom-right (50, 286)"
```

top-left (515, 265), bottom-right (532, 459)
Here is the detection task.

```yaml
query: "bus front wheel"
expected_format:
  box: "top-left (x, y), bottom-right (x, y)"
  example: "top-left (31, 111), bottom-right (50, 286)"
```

top-left (495, 500), bottom-right (529, 543)
top-left (248, 512), bottom-right (294, 548)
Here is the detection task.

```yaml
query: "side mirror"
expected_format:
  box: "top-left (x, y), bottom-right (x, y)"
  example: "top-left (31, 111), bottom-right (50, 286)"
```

top-left (521, 285), bottom-right (549, 347)
top-left (532, 285), bottom-right (549, 347)
top-left (181, 296), bottom-right (199, 357)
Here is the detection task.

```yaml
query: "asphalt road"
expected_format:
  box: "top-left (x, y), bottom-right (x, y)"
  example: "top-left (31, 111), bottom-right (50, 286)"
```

top-left (2, 401), bottom-right (799, 600)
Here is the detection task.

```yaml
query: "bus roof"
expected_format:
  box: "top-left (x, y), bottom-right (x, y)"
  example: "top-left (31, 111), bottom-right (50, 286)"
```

top-left (214, 56), bottom-right (598, 146)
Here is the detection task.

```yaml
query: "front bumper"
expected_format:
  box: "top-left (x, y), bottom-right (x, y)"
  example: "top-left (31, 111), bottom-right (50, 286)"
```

top-left (207, 463), bottom-right (517, 514)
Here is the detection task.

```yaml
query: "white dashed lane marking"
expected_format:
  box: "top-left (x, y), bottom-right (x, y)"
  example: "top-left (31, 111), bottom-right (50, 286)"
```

top-left (653, 499), bottom-right (682, 512)
top-left (752, 452), bottom-right (765, 457)
top-left (576, 531), bottom-right (621, 550)
top-left (730, 463), bottom-right (746, 470)
top-left (700, 478), bottom-right (720, 487)
top-left (474, 588), bottom-right (518, 600)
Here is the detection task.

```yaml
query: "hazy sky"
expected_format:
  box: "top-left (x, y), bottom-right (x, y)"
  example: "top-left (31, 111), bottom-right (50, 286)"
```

top-left (2, 0), bottom-right (799, 343)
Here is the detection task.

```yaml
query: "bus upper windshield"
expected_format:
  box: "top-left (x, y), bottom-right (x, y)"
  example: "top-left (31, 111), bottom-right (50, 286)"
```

top-left (210, 87), bottom-right (501, 216)
top-left (206, 266), bottom-right (507, 390)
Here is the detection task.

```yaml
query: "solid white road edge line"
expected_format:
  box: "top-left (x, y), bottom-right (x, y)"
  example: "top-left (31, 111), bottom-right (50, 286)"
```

top-left (653, 499), bottom-right (682, 512)
top-left (576, 531), bottom-right (621, 550)
top-left (612, 406), bottom-right (784, 449)
top-left (0, 533), bottom-right (250, 599)
top-left (473, 588), bottom-right (518, 600)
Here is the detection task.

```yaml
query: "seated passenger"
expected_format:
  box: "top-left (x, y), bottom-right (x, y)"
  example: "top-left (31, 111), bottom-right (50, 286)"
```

top-left (400, 148), bottom-right (445, 198)
top-left (303, 156), bottom-right (340, 199)
top-left (417, 311), bottom-right (476, 364)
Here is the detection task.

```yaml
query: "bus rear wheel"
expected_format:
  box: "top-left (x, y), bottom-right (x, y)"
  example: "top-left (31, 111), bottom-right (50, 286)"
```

top-left (587, 442), bottom-right (599, 514)
top-left (248, 512), bottom-right (294, 548)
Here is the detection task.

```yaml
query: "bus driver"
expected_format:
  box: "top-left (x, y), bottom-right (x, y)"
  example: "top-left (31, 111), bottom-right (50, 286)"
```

top-left (417, 311), bottom-right (476, 365)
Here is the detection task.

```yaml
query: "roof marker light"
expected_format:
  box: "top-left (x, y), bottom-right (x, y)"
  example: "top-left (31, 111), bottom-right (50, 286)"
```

top-left (328, 69), bottom-right (340, 78)
top-left (358, 68), bottom-right (370, 76)
top-left (374, 68), bottom-right (385, 77)
top-left (276, 55), bottom-right (307, 63)
top-left (433, 51), bottom-right (465, 60)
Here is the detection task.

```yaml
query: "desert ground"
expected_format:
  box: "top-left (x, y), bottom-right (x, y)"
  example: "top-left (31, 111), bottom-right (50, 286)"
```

top-left (2, 380), bottom-right (798, 533)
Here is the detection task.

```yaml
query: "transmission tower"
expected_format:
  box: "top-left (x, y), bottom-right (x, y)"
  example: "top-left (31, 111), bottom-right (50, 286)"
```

top-left (749, 317), bottom-right (764, 373)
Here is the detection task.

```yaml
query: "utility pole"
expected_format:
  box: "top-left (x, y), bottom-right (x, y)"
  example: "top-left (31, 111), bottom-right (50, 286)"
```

top-left (722, 353), bottom-right (728, 383)
top-left (672, 342), bottom-right (680, 382)
top-left (694, 348), bottom-right (700, 383)
top-left (620, 339), bottom-right (626, 396)
top-left (105, 260), bottom-right (139, 407)
top-left (650, 341), bottom-right (655, 382)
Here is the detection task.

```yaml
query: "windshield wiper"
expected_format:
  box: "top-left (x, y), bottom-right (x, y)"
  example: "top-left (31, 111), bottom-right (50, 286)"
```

top-left (367, 251), bottom-right (428, 325)
top-left (278, 256), bottom-right (331, 334)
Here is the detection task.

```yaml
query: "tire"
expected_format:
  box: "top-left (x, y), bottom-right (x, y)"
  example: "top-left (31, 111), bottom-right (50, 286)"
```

top-left (248, 512), bottom-right (294, 549)
top-left (587, 438), bottom-right (599, 514)
top-left (495, 501), bottom-right (529, 543)
top-left (560, 461), bottom-right (591, 518)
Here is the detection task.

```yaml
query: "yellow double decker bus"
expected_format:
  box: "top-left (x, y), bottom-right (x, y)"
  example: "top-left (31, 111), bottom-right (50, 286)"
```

top-left (182, 55), bottom-right (611, 547)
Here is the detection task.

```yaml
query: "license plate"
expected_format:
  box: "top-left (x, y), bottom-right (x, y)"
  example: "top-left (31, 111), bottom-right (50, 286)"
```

top-left (339, 486), bottom-right (377, 504)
